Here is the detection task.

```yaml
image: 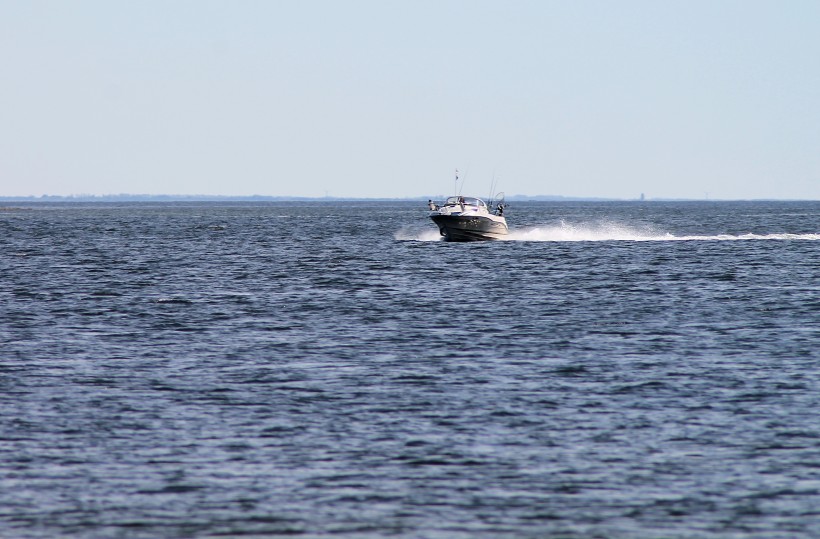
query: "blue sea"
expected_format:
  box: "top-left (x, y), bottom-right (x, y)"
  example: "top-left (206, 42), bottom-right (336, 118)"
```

top-left (1, 200), bottom-right (819, 538)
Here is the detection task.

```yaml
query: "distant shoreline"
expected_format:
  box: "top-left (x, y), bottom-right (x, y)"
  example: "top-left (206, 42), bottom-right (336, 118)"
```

top-left (0, 194), bottom-right (614, 203)
top-left (0, 195), bottom-right (815, 203)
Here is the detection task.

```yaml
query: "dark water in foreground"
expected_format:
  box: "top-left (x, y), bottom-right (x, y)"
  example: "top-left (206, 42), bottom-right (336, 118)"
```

top-left (1, 201), bottom-right (819, 538)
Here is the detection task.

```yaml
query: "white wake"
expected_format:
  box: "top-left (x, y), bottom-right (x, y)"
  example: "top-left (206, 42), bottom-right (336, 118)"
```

top-left (396, 221), bottom-right (820, 242)
top-left (506, 221), bottom-right (820, 242)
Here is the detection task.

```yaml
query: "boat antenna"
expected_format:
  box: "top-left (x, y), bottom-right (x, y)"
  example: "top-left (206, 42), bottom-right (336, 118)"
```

top-left (454, 168), bottom-right (459, 196)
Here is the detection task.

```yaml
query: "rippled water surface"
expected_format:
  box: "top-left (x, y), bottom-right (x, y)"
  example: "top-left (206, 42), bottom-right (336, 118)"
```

top-left (2, 200), bottom-right (820, 538)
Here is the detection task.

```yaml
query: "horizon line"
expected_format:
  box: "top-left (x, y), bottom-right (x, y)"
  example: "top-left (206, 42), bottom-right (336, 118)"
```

top-left (1, 194), bottom-right (818, 203)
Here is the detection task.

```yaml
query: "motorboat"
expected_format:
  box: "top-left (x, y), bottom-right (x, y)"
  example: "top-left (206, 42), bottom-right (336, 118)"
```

top-left (428, 195), bottom-right (508, 241)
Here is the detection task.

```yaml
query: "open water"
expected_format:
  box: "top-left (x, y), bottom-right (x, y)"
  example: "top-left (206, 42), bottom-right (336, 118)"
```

top-left (1, 200), bottom-right (819, 538)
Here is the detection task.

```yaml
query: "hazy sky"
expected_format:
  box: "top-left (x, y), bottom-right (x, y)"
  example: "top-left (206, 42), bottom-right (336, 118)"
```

top-left (2, 1), bottom-right (818, 199)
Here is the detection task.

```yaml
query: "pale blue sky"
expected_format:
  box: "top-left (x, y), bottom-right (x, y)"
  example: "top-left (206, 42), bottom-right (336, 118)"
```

top-left (1, 0), bottom-right (818, 199)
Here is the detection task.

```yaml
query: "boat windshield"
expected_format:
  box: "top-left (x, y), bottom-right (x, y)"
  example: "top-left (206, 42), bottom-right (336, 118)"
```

top-left (444, 196), bottom-right (486, 208)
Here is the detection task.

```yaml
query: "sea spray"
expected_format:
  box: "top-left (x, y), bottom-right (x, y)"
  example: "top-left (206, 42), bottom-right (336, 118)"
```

top-left (394, 226), bottom-right (442, 242)
top-left (506, 220), bottom-right (664, 242)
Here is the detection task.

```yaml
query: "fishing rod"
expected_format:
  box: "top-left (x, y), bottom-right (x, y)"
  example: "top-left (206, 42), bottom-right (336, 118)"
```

top-left (488, 171), bottom-right (498, 206)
